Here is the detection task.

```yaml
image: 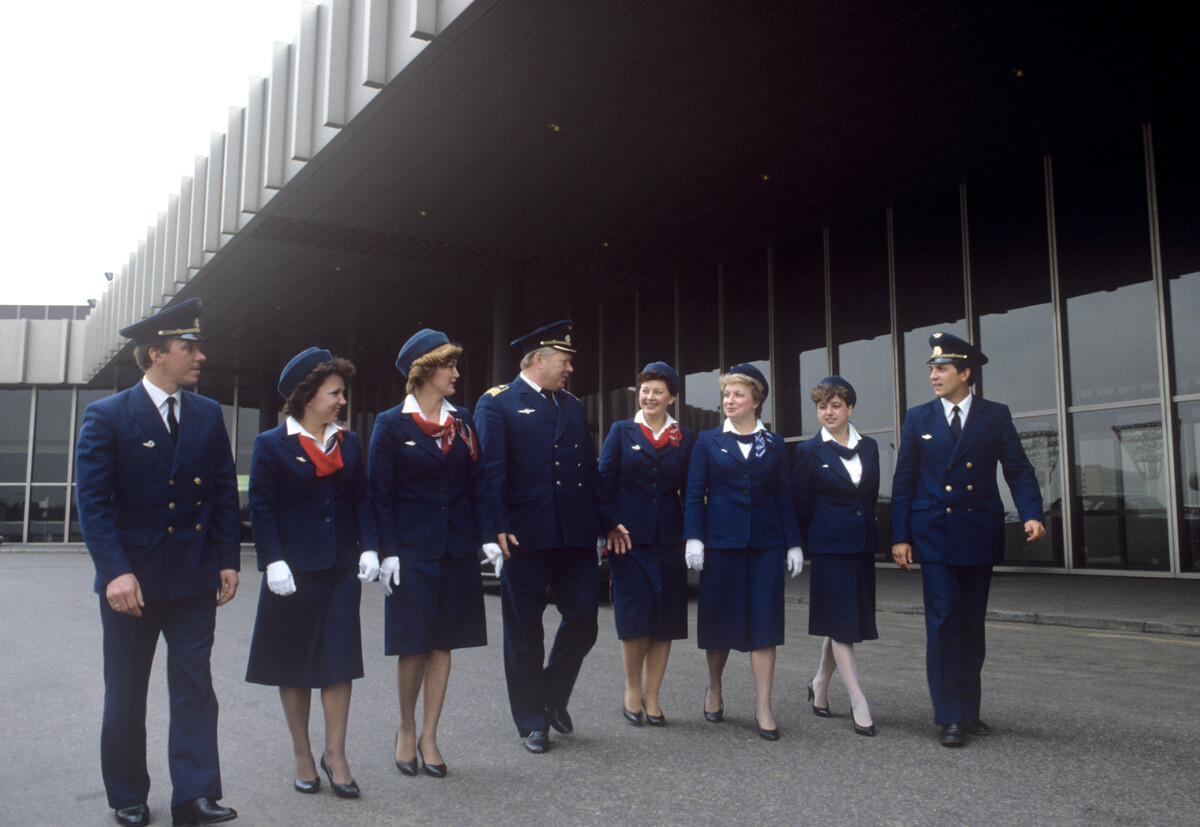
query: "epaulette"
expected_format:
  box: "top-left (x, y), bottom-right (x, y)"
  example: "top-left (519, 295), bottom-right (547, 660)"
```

top-left (484, 384), bottom-right (510, 397)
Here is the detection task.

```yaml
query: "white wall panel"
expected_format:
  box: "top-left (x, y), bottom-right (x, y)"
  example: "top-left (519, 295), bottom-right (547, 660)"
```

top-left (265, 43), bottom-right (290, 190)
top-left (363, 0), bottom-right (390, 88)
top-left (206, 132), bottom-right (226, 250)
top-left (324, 0), bottom-right (350, 127)
top-left (180, 168), bottom-right (199, 282)
top-left (222, 107), bottom-right (245, 234)
top-left (160, 196), bottom-right (178, 306)
top-left (67, 319), bottom-right (87, 384)
top-left (411, 0), bottom-right (437, 41)
top-left (292, 2), bottom-right (319, 160)
top-left (0, 320), bottom-right (28, 383)
top-left (241, 80), bottom-right (266, 213)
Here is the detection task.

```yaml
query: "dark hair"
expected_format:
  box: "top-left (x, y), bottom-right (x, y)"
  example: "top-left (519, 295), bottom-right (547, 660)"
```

top-left (133, 336), bottom-right (173, 371)
top-left (944, 361), bottom-right (978, 387)
top-left (282, 357), bottom-right (356, 417)
top-left (636, 370), bottom-right (676, 396)
top-left (406, 342), bottom-right (463, 395)
top-left (810, 383), bottom-right (855, 407)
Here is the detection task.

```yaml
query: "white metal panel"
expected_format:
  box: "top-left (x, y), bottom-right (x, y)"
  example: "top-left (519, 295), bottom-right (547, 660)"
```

top-left (186, 156), bottom-right (205, 270)
top-left (292, 2), bottom-right (319, 160)
top-left (410, 0), bottom-right (437, 40)
top-left (363, 0), bottom-right (389, 87)
top-left (222, 107), bottom-right (245, 233)
top-left (24, 319), bottom-right (69, 383)
top-left (160, 196), bottom-right (179, 306)
top-left (324, 0), bottom-right (350, 127)
top-left (0, 320), bottom-right (27, 383)
top-left (67, 319), bottom-right (87, 384)
top-left (206, 132), bottom-right (226, 249)
top-left (241, 79), bottom-right (266, 213)
top-left (265, 43), bottom-right (290, 189)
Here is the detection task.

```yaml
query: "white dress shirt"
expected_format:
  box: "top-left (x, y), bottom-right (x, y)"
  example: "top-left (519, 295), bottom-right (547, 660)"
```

top-left (940, 393), bottom-right (973, 428)
top-left (401, 394), bottom-right (456, 424)
top-left (723, 417), bottom-right (765, 459)
top-left (634, 408), bottom-right (677, 439)
top-left (141, 376), bottom-right (182, 431)
top-left (821, 423), bottom-right (863, 485)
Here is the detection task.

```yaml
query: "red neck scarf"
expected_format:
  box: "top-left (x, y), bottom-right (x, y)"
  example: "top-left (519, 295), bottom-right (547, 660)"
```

top-left (640, 421), bottom-right (682, 450)
top-left (412, 410), bottom-right (478, 461)
top-left (298, 426), bottom-right (345, 477)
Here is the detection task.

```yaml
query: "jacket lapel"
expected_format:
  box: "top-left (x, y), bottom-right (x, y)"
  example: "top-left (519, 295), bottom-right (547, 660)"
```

top-left (950, 396), bottom-right (988, 464)
top-left (129, 385), bottom-right (175, 467)
top-left (715, 430), bottom-right (750, 465)
top-left (398, 414), bottom-right (449, 463)
top-left (628, 421), bottom-right (659, 458)
top-left (925, 401), bottom-right (956, 460)
top-left (516, 379), bottom-right (558, 426)
top-left (170, 392), bottom-right (202, 475)
top-left (814, 439), bottom-right (854, 487)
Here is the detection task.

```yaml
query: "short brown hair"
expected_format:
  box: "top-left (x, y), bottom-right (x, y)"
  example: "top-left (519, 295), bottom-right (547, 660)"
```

top-left (282, 357), bottom-right (356, 417)
top-left (406, 343), bottom-right (463, 395)
top-left (636, 369), bottom-right (676, 396)
top-left (133, 336), bottom-right (173, 372)
top-left (810, 383), bottom-right (854, 406)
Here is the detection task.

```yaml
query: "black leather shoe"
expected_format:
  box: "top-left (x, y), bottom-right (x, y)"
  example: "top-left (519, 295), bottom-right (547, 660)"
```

top-left (115, 803), bottom-right (150, 826)
top-left (807, 680), bottom-right (832, 718)
top-left (170, 797), bottom-right (237, 825)
top-left (394, 730), bottom-right (418, 776)
top-left (524, 729), bottom-right (551, 753)
top-left (939, 723), bottom-right (966, 747)
top-left (853, 722), bottom-right (876, 737)
top-left (965, 717), bottom-right (991, 736)
top-left (703, 689), bottom-right (724, 723)
top-left (645, 709), bottom-right (667, 727)
top-left (623, 706), bottom-right (643, 726)
top-left (320, 756), bottom-right (360, 799)
top-left (755, 716), bottom-right (780, 741)
top-left (418, 745), bottom-right (447, 778)
top-left (546, 707), bottom-right (573, 734)
top-left (293, 776), bottom-right (321, 793)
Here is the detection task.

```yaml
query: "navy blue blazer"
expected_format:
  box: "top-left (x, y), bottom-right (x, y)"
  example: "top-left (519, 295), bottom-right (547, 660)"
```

top-left (791, 433), bottom-right (880, 557)
top-left (368, 405), bottom-right (488, 561)
top-left (248, 424), bottom-right (378, 572)
top-left (474, 377), bottom-right (603, 551)
top-left (683, 427), bottom-right (802, 550)
top-left (76, 384), bottom-right (241, 599)
top-left (597, 419), bottom-right (695, 545)
top-left (890, 396), bottom-right (1044, 566)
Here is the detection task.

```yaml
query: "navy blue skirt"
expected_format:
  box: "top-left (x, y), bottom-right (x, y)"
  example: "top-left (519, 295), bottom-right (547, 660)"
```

top-left (807, 552), bottom-right (878, 643)
top-left (245, 566), bottom-right (364, 688)
top-left (609, 541), bottom-right (688, 641)
top-left (385, 553), bottom-right (487, 656)
top-left (696, 546), bottom-right (785, 652)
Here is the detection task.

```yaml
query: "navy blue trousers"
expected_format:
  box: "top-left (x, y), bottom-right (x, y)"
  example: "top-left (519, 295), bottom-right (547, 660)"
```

top-left (499, 546), bottom-right (599, 736)
top-left (99, 593), bottom-right (222, 809)
top-left (919, 562), bottom-right (993, 725)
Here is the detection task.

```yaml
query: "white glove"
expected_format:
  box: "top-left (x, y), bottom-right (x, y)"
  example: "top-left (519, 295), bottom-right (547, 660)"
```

top-left (482, 542), bottom-right (504, 577)
top-left (685, 539), bottom-right (705, 572)
top-left (379, 556), bottom-right (401, 596)
top-left (596, 536), bottom-right (606, 565)
top-left (357, 551), bottom-right (380, 582)
top-left (266, 560), bottom-right (296, 596)
top-left (786, 547), bottom-right (805, 578)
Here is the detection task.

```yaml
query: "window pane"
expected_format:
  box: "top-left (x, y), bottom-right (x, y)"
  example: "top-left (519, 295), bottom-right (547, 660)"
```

top-left (32, 389), bottom-right (73, 482)
top-left (1071, 406), bottom-right (1168, 570)
top-left (27, 485), bottom-right (67, 543)
top-left (678, 269), bottom-right (721, 432)
top-left (1155, 115), bottom-right (1200, 397)
top-left (724, 253), bottom-right (773, 429)
top-left (1176, 401), bottom-right (1200, 571)
top-left (773, 237), bottom-right (826, 437)
top-left (0, 486), bottom-right (24, 540)
top-left (0, 390), bottom-right (31, 483)
top-left (1056, 131), bottom-right (1158, 405)
top-left (969, 162), bottom-right (1058, 411)
top-left (831, 214), bottom-right (894, 432)
top-left (999, 415), bottom-right (1063, 566)
top-left (872, 435), bottom-right (897, 561)
top-left (894, 190), bottom-right (965, 410)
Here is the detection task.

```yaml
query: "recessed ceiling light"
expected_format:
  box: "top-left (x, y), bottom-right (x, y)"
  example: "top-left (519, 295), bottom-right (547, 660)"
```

top-left (601, 242), bottom-right (610, 247)
top-left (549, 124), bottom-right (561, 132)
top-left (1012, 68), bottom-right (1026, 77)
top-left (418, 210), bottom-right (427, 216)
top-left (759, 173), bottom-right (770, 181)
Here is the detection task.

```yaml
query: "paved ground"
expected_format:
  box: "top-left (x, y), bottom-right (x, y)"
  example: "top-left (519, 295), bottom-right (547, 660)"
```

top-left (2, 550), bottom-right (1198, 826)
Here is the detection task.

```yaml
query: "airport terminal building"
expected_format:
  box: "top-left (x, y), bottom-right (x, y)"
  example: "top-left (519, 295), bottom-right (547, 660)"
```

top-left (1, 1), bottom-right (1197, 576)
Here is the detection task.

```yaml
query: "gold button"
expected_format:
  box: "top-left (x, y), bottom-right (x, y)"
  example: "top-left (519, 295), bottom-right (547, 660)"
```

top-left (196, 501), bottom-right (202, 506)
top-left (966, 462), bottom-right (973, 468)
top-left (945, 485), bottom-right (952, 492)
top-left (168, 526), bottom-right (175, 534)
top-left (168, 502), bottom-right (176, 510)
top-left (194, 477), bottom-right (202, 485)
top-left (968, 508), bottom-right (973, 512)
top-left (169, 479), bottom-right (175, 486)
top-left (967, 485), bottom-right (974, 491)
top-left (946, 507), bottom-right (952, 513)
top-left (195, 524), bottom-right (203, 531)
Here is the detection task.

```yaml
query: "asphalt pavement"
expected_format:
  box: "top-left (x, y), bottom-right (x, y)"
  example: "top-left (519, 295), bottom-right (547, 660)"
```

top-left (2, 549), bottom-right (1198, 826)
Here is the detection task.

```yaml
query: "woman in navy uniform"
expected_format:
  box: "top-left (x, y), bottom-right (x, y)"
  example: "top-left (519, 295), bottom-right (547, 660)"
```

top-left (245, 347), bottom-right (380, 799)
top-left (790, 376), bottom-right (880, 737)
top-left (369, 329), bottom-right (488, 778)
top-left (598, 362), bottom-right (695, 726)
top-left (683, 364), bottom-right (803, 740)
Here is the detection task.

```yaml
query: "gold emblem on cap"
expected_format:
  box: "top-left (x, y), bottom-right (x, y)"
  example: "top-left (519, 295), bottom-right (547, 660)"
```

top-left (932, 346), bottom-right (943, 356)
top-left (157, 317), bottom-right (202, 337)
top-left (933, 332), bottom-right (943, 338)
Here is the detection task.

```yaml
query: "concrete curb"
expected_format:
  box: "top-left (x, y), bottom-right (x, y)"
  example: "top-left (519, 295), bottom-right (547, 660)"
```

top-left (869, 600), bottom-right (1200, 638)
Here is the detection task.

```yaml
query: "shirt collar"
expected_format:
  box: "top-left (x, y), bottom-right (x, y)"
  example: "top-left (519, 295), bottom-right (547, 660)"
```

top-left (286, 416), bottom-right (342, 445)
top-left (141, 375), bottom-right (180, 411)
top-left (518, 373), bottom-right (545, 394)
top-left (940, 393), bottom-right (973, 420)
top-left (821, 423), bottom-right (860, 447)
top-left (634, 408), bottom-right (677, 438)
top-left (401, 394), bottom-right (456, 423)
top-left (723, 417), bottom-right (765, 434)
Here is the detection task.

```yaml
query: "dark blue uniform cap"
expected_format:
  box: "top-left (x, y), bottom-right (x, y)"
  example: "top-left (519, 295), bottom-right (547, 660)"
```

top-left (927, 332), bottom-right (988, 367)
top-left (640, 361), bottom-right (679, 396)
top-left (278, 347), bottom-right (334, 398)
top-left (119, 298), bottom-right (204, 345)
top-left (396, 328), bottom-right (451, 376)
top-left (819, 375), bottom-right (857, 407)
top-left (511, 319), bottom-right (576, 355)
top-left (727, 362), bottom-right (769, 401)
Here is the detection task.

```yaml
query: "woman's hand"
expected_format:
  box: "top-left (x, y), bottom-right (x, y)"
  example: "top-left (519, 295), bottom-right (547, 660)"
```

top-left (379, 556), bottom-right (401, 595)
top-left (266, 561), bottom-right (296, 596)
top-left (786, 547), bottom-right (804, 577)
top-left (685, 539), bottom-right (705, 571)
top-left (357, 551), bottom-right (381, 582)
top-left (605, 524), bottom-right (631, 554)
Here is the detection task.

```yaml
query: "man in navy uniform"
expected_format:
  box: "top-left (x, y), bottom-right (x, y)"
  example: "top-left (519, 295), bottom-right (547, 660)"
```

top-left (890, 332), bottom-right (1045, 747)
top-left (475, 320), bottom-right (604, 754)
top-left (76, 298), bottom-right (241, 825)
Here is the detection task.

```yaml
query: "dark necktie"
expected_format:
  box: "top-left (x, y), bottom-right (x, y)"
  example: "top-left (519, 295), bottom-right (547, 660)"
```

top-left (540, 388), bottom-right (558, 408)
top-left (950, 405), bottom-right (962, 442)
top-left (166, 396), bottom-right (179, 442)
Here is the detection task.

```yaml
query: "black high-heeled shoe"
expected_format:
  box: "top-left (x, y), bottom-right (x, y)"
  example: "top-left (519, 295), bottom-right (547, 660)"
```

top-left (807, 679), bottom-right (832, 718)
top-left (293, 776), bottom-right (321, 794)
top-left (853, 722), bottom-right (876, 737)
top-left (644, 703), bottom-right (667, 727)
top-left (320, 756), bottom-right (360, 798)
top-left (623, 706), bottom-right (644, 726)
top-left (755, 716), bottom-right (780, 741)
top-left (703, 689), bottom-right (724, 723)
top-left (394, 730), bottom-right (418, 777)
top-left (418, 744), bottom-right (447, 778)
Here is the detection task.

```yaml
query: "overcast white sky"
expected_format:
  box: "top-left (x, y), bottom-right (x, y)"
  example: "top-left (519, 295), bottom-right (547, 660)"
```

top-left (0, 0), bottom-right (303, 307)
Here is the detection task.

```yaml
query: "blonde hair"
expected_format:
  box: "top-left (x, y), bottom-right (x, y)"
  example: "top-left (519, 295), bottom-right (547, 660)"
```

top-left (406, 342), bottom-right (463, 395)
top-left (718, 373), bottom-right (765, 407)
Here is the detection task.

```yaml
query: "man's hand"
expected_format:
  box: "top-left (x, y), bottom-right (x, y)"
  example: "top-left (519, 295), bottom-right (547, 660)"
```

top-left (106, 573), bottom-right (144, 617)
top-left (497, 533), bottom-right (519, 559)
top-left (891, 542), bottom-right (913, 571)
top-left (1024, 520), bottom-right (1046, 542)
top-left (216, 569), bottom-right (239, 606)
top-left (605, 525), bottom-right (632, 555)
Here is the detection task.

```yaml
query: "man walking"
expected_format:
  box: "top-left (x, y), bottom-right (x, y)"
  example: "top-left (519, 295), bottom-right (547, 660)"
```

top-left (890, 332), bottom-right (1045, 747)
top-left (76, 298), bottom-right (241, 824)
top-left (475, 320), bottom-right (603, 754)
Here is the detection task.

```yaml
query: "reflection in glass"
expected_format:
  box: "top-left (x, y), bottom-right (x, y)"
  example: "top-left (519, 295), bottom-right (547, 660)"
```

top-left (1175, 401), bottom-right (1200, 571)
top-left (682, 370), bottom-right (722, 433)
top-left (27, 485), bottom-right (67, 543)
top-left (602, 295), bottom-right (636, 430)
top-left (1154, 113), bottom-right (1200, 396)
top-left (0, 486), bottom-right (24, 541)
top-left (32, 389), bottom-right (73, 483)
top-left (773, 237), bottom-right (826, 437)
top-left (1071, 406), bottom-right (1169, 570)
top-left (998, 415), bottom-right (1063, 565)
top-left (868, 432), bottom-right (896, 560)
top-left (678, 269), bottom-right (719, 433)
top-left (0, 390), bottom-right (32, 483)
top-left (839, 338), bottom-right (894, 432)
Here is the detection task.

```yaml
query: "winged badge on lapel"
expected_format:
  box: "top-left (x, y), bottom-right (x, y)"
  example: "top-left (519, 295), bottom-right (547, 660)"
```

top-left (922, 434), bottom-right (933, 440)
top-left (143, 440), bottom-right (155, 448)
top-left (518, 408), bottom-right (536, 415)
